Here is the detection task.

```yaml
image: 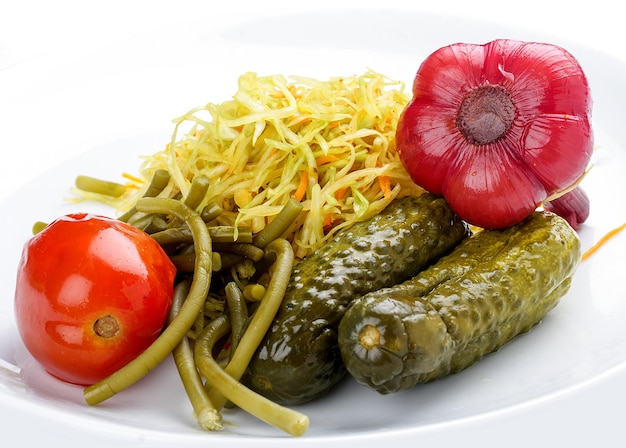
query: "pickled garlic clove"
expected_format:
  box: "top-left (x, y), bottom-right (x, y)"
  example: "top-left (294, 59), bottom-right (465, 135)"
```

top-left (396, 39), bottom-right (593, 229)
top-left (544, 186), bottom-right (590, 230)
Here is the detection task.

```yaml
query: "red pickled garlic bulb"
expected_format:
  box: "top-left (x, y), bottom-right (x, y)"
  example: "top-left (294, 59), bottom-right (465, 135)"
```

top-left (396, 39), bottom-right (593, 229)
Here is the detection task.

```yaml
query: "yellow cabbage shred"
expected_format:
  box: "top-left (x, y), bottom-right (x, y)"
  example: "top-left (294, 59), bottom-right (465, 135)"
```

top-left (120, 70), bottom-right (422, 258)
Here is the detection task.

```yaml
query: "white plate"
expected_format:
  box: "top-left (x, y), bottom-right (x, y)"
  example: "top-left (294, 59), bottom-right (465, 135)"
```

top-left (1, 2), bottom-right (626, 447)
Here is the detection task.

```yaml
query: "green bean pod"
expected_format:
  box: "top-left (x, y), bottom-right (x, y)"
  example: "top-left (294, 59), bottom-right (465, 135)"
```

top-left (84, 197), bottom-right (212, 406)
top-left (168, 278), bottom-right (223, 431)
top-left (194, 313), bottom-right (309, 437)
top-left (150, 225), bottom-right (253, 246)
top-left (208, 238), bottom-right (295, 411)
top-left (75, 175), bottom-right (126, 197)
top-left (252, 199), bottom-right (303, 249)
top-left (118, 169), bottom-right (170, 223)
top-left (225, 281), bottom-right (248, 356)
top-left (183, 176), bottom-right (211, 210)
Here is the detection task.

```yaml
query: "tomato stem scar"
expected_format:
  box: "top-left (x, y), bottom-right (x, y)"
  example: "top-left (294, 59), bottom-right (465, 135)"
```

top-left (94, 315), bottom-right (120, 338)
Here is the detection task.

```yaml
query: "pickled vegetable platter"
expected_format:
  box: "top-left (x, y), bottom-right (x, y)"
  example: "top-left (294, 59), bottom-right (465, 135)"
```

top-left (2, 3), bottom-right (626, 448)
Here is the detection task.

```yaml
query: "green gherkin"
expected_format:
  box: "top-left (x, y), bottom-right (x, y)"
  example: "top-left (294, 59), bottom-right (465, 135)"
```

top-left (242, 193), bottom-right (470, 404)
top-left (338, 211), bottom-right (581, 394)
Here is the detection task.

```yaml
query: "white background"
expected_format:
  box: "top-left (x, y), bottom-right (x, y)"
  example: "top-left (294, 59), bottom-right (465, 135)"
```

top-left (0, 0), bottom-right (624, 202)
top-left (1, 1), bottom-right (625, 447)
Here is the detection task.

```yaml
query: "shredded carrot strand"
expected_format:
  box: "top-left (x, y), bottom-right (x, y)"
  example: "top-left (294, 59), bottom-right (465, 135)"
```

top-left (96, 71), bottom-right (423, 258)
top-left (378, 175), bottom-right (391, 198)
top-left (288, 84), bottom-right (300, 98)
top-left (293, 171), bottom-right (308, 201)
top-left (335, 187), bottom-right (349, 200)
top-left (316, 155), bottom-right (340, 166)
top-left (122, 172), bottom-right (144, 184)
top-left (288, 116), bottom-right (312, 126)
top-left (322, 213), bottom-right (333, 230)
top-left (582, 222), bottom-right (626, 261)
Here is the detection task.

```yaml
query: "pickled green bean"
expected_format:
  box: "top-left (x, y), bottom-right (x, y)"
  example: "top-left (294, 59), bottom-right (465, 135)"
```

top-left (170, 252), bottom-right (222, 273)
top-left (219, 253), bottom-right (245, 270)
top-left (148, 227), bottom-right (196, 245)
top-left (143, 170), bottom-right (172, 196)
top-left (210, 226), bottom-right (253, 243)
top-left (142, 216), bottom-right (168, 234)
top-left (208, 238), bottom-right (294, 411)
top-left (253, 199), bottom-right (303, 249)
top-left (127, 213), bottom-right (161, 232)
top-left (183, 176), bottom-right (210, 211)
top-left (84, 197), bottom-right (212, 406)
top-left (168, 278), bottom-right (223, 431)
top-left (118, 169), bottom-right (170, 223)
top-left (194, 313), bottom-right (308, 436)
top-left (243, 284), bottom-right (266, 302)
top-left (150, 226), bottom-right (253, 246)
top-left (224, 282), bottom-right (248, 356)
top-left (31, 221), bottom-right (48, 235)
top-left (213, 242), bottom-right (265, 262)
top-left (75, 175), bottom-right (126, 197)
top-left (201, 202), bottom-right (224, 222)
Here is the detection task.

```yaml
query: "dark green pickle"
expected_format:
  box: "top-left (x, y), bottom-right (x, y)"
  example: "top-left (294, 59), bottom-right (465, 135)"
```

top-left (242, 193), bottom-right (470, 404)
top-left (338, 211), bottom-right (581, 394)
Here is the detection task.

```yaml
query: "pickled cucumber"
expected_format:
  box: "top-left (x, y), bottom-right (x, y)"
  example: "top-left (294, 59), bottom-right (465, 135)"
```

top-left (242, 193), bottom-right (470, 404)
top-left (337, 211), bottom-right (581, 394)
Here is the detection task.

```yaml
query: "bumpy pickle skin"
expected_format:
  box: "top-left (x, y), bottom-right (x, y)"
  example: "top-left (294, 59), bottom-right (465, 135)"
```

top-left (338, 211), bottom-right (581, 394)
top-left (242, 193), bottom-right (471, 404)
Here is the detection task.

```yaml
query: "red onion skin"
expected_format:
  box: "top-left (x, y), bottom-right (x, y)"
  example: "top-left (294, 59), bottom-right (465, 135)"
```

top-left (396, 39), bottom-right (593, 229)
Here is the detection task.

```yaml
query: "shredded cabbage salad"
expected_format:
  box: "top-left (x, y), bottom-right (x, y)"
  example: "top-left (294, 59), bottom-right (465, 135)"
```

top-left (117, 70), bottom-right (422, 258)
